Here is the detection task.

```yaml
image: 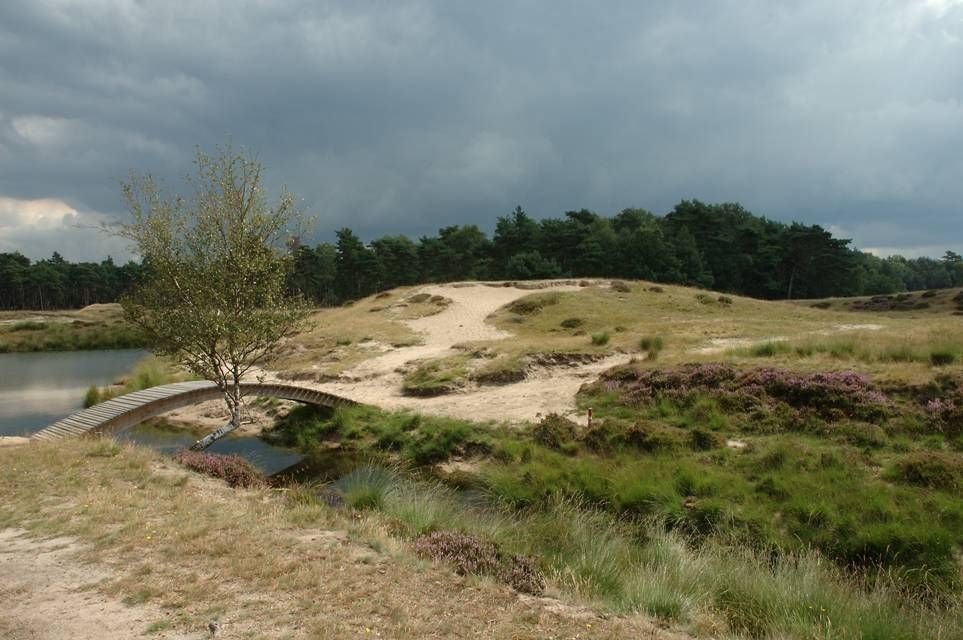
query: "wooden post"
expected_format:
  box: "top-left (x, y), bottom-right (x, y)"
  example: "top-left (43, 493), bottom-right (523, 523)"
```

top-left (587, 407), bottom-right (593, 428)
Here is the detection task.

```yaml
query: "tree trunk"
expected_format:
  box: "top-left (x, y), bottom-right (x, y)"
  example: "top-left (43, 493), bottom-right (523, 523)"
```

top-left (786, 265), bottom-right (796, 300)
top-left (189, 419), bottom-right (238, 450)
top-left (189, 376), bottom-right (244, 450)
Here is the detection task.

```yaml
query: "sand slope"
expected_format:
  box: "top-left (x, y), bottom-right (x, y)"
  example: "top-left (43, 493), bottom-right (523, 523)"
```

top-left (269, 281), bottom-right (627, 423)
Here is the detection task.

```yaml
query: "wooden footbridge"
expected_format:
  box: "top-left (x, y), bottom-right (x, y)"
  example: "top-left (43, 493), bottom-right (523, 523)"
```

top-left (30, 381), bottom-right (357, 442)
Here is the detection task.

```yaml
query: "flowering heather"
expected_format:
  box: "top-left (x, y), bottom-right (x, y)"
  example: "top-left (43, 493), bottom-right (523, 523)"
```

top-left (499, 554), bottom-right (546, 595)
top-left (413, 530), bottom-right (501, 576)
top-left (173, 450), bottom-right (266, 488)
top-left (593, 364), bottom-right (891, 420)
top-left (924, 394), bottom-right (963, 438)
top-left (412, 530), bottom-right (545, 595)
top-left (926, 398), bottom-right (956, 414)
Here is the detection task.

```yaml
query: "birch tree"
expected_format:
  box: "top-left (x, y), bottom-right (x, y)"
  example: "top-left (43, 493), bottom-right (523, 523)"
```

top-left (117, 147), bottom-right (307, 448)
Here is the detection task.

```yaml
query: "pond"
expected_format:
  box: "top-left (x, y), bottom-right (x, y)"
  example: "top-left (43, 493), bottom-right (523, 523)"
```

top-left (0, 349), bottom-right (302, 474)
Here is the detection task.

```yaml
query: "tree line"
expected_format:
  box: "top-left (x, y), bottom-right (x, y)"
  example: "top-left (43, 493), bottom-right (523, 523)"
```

top-left (0, 252), bottom-right (143, 310)
top-left (289, 201), bottom-right (963, 305)
top-left (3, 199), bottom-right (962, 310)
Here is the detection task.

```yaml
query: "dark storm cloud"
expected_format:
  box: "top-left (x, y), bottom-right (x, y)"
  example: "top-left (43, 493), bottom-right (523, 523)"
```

top-left (1, 0), bottom-right (961, 261)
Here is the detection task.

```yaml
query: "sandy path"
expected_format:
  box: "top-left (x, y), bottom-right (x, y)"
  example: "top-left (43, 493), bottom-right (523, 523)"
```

top-left (0, 529), bottom-right (191, 640)
top-left (266, 281), bottom-right (627, 424)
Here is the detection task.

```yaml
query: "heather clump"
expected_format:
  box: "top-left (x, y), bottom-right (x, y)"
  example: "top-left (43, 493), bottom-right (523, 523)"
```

top-left (925, 395), bottom-right (962, 439)
top-left (499, 554), bottom-right (546, 595)
top-left (739, 368), bottom-right (890, 420)
top-left (173, 450), bottom-right (265, 488)
top-left (592, 363), bottom-right (890, 422)
top-left (413, 530), bottom-right (501, 575)
top-left (412, 530), bottom-right (545, 595)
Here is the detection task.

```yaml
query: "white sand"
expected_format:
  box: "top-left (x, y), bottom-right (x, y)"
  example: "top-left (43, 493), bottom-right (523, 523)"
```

top-left (263, 281), bottom-right (628, 423)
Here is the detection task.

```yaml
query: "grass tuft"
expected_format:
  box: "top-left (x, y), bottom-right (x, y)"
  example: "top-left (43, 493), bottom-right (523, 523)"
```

top-left (591, 331), bottom-right (610, 346)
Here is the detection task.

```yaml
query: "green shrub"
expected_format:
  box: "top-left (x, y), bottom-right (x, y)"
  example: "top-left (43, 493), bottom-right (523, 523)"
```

top-left (560, 317), bottom-right (584, 329)
top-left (402, 359), bottom-right (467, 396)
top-left (11, 320), bottom-right (46, 331)
top-left (836, 421), bottom-right (888, 448)
top-left (689, 428), bottom-right (723, 451)
top-left (887, 452), bottom-right (961, 490)
top-left (404, 420), bottom-right (476, 465)
top-left (591, 331), bottom-right (610, 346)
top-left (749, 341), bottom-right (789, 357)
top-left (532, 413), bottom-right (579, 450)
top-left (507, 292), bottom-right (561, 315)
top-left (930, 350), bottom-right (957, 367)
top-left (618, 421), bottom-right (684, 452)
top-left (638, 335), bottom-right (664, 353)
top-left (83, 385), bottom-right (101, 408)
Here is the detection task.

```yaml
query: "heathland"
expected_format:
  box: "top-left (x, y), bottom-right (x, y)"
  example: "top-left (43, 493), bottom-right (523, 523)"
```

top-left (0, 303), bottom-right (145, 352)
top-left (3, 279), bottom-right (962, 639)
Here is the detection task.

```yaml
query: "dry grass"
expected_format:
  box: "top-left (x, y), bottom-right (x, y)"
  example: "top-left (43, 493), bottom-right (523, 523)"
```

top-left (269, 280), bottom-right (963, 389)
top-left (0, 303), bottom-right (145, 352)
top-left (800, 287), bottom-right (963, 316)
top-left (470, 281), bottom-right (960, 385)
top-left (0, 439), bottom-right (682, 639)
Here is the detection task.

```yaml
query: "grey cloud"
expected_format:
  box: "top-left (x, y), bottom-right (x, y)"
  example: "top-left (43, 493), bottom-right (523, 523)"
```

top-left (1, 0), bottom-right (961, 261)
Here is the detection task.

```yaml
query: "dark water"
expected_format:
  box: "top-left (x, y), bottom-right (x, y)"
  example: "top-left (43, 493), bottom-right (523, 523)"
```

top-left (0, 349), bottom-right (303, 474)
top-left (116, 421), bottom-right (303, 476)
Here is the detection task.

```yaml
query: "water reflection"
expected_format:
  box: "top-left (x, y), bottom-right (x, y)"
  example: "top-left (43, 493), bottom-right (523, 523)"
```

top-left (117, 421), bottom-right (303, 475)
top-left (0, 349), bottom-right (147, 436)
top-left (0, 349), bottom-right (303, 475)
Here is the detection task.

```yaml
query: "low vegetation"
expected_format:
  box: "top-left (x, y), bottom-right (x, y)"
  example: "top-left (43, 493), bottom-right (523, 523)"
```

top-left (263, 367), bottom-right (963, 639)
top-left (0, 439), bottom-right (656, 638)
top-left (173, 450), bottom-right (266, 488)
top-left (83, 356), bottom-right (186, 407)
top-left (729, 332), bottom-right (963, 368)
top-left (0, 304), bottom-right (146, 353)
top-left (269, 287), bottom-right (450, 377)
top-left (804, 287), bottom-right (963, 317)
top-left (402, 356), bottom-right (471, 396)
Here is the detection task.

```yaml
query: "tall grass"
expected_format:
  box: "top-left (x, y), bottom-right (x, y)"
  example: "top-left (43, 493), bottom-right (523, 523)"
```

top-left (731, 334), bottom-right (963, 366)
top-left (0, 321), bottom-right (146, 353)
top-left (309, 465), bottom-right (958, 639)
top-left (84, 356), bottom-right (185, 406)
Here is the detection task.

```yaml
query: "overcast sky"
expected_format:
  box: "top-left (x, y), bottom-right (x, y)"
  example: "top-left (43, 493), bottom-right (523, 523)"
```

top-left (1, 1), bottom-right (962, 262)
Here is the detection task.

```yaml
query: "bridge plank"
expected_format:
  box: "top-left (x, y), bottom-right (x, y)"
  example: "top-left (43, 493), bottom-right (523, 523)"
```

top-left (31, 381), bottom-right (357, 442)
top-left (40, 425), bottom-right (74, 438)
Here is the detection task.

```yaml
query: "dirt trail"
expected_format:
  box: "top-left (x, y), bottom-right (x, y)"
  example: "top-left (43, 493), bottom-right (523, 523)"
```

top-left (268, 281), bottom-right (629, 423)
top-left (0, 529), bottom-right (191, 640)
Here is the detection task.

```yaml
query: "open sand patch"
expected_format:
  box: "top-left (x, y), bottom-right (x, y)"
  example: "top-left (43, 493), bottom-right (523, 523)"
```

top-left (261, 281), bottom-right (630, 423)
top-left (0, 529), bottom-right (191, 640)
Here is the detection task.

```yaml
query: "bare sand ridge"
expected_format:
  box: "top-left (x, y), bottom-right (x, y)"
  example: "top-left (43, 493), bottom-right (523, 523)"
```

top-left (0, 529), bottom-right (191, 640)
top-left (268, 281), bottom-right (630, 424)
